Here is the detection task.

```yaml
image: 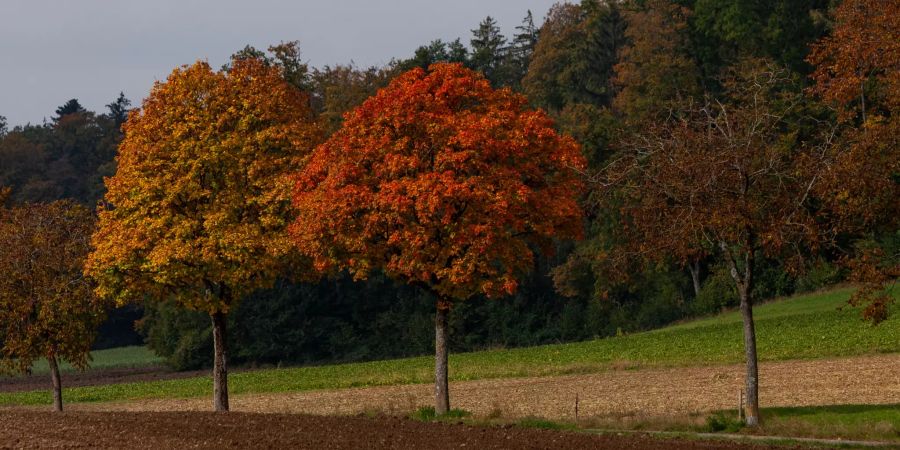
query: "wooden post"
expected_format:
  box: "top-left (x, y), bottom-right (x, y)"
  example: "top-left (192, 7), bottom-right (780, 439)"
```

top-left (575, 393), bottom-right (579, 421)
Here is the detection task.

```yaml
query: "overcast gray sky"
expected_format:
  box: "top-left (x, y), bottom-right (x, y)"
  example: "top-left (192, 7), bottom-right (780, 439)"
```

top-left (1, 0), bottom-right (560, 127)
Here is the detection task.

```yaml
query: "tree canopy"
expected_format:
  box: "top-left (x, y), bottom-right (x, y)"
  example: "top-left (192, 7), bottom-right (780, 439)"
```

top-left (85, 57), bottom-right (322, 411)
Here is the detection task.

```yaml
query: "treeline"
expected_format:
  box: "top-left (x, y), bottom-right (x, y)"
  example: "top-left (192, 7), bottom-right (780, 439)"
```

top-left (0, 0), bottom-right (895, 372)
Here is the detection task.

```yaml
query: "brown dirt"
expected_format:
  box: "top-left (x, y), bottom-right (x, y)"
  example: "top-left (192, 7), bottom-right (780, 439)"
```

top-left (0, 366), bottom-right (205, 393)
top-left (0, 410), bottom-right (798, 449)
top-left (74, 354), bottom-right (900, 421)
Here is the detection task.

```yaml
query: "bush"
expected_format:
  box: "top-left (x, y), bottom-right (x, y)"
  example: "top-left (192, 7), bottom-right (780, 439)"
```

top-left (137, 300), bottom-right (212, 371)
top-left (705, 412), bottom-right (744, 433)
top-left (692, 268), bottom-right (739, 315)
top-left (752, 259), bottom-right (795, 300)
top-left (794, 259), bottom-right (843, 293)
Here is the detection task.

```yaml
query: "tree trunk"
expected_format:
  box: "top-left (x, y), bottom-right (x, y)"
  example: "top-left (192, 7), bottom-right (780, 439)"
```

top-left (722, 241), bottom-right (760, 427)
top-left (738, 285), bottom-right (760, 427)
top-left (688, 260), bottom-right (702, 298)
top-left (48, 355), bottom-right (63, 412)
top-left (434, 302), bottom-right (450, 415)
top-left (211, 312), bottom-right (229, 412)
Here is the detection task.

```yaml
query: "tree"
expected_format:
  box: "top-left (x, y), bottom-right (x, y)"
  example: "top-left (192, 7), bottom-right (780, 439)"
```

top-left (54, 99), bottom-right (86, 122)
top-left (470, 16), bottom-right (507, 85)
top-left (310, 64), bottom-right (394, 134)
top-left (691, 0), bottom-right (829, 74)
top-left (523, 1), bottom-right (627, 166)
top-left (807, 0), bottom-right (900, 321)
top-left (594, 60), bottom-right (837, 426)
top-left (85, 58), bottom-right (321, 411)
top-left (291, 63), bottom-right (585, 415)
top-left (502, 10), bottom-right (540, 90)
top-left (106, 92), bottom-right (131, 129)
top-left (0, 200), bottom-right (104, 412)
top-left (523, 3), bottom-right (585, 111)
top-left (612, 0), bottom-right (702, 126)
top-left (395, 39), bottom-right (470, 73)
top-left (228, 41), bottom-right (312, 92)
top-left (610, 0), bottom-right (705, 291)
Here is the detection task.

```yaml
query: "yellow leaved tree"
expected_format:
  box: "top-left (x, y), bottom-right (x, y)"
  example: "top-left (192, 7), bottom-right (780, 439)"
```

top-left (85, 58), bottom-right (320, 411)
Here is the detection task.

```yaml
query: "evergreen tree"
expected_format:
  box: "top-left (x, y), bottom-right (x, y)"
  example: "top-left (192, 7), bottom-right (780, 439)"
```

top-left (503, 10), bottom-right (540, 89)
top-left (54, 99), bottom-right (86, 122)
top-left (105, 92), bottom-right (131, 128)
top-left (470, 16), bottom-right (507, 85)
top-left (394, 39), bottom-right (469, 72)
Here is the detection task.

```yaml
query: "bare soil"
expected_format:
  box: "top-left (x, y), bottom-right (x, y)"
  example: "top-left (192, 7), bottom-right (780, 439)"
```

top-left (73, 354), bottom-right (900, 420)
top-left (0, 410), bottom-right (799, 449)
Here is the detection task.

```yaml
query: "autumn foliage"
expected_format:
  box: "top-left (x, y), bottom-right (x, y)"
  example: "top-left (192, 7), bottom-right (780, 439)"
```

top-left (0, 200), bottom-right (104, 411)
top-left (808, 0), bottom-right (900, 322)
top-left (87, 58), bottom-right (319, 312)
top-left (86, 58), bottom-right (321, 410)
top-left (291, 63), bottom-right (585, 413)
top-left (291, 63), bottom-right (585, 302)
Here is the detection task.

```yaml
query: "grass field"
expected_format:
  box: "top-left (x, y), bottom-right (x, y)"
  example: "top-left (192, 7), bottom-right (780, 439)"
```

top-left (26, 346), bottom-right (163, 375)
top-left (757, 404), bottom-right (900, 441)
top-left (0, 286), bottom-right (896, 407)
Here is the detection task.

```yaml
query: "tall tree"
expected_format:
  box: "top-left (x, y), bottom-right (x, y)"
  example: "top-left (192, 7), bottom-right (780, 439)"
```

top-left (613, 0), bottom-right (702, 125)
top-left (691, 0), bottom-right (829, 75)
top-left (291, 63), bottom-right (585, 415)
top-left (0, 200), bottom-right (104, 412)
top-left (106, 92), bottom-right (132, 129)
top-left (807, 0), bottom-right (900, 321)
top-left (228, 41), bottom-right (312, 92)
top-left (394, 39), bottom-right (470, 73)
top-left (85, 58), bottom-right (321, 411)
top-left (501, 10), bottom-right (541, 90)
top-left (523, 3), bottom-right (585, 111)
top-left (310, 64), bottom-right (393, 134)
top-left (523, 1), bottom-right (627, 166)
top-left (470, 16), bottom-right (508, 85)
top-left (594, 60), bottom-right (839, 426)
top-left (54, 99), bottom-right (86, 122)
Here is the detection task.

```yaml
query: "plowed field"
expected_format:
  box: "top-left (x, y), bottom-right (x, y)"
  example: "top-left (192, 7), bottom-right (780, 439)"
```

top-left (0, 411), bottom-right (799, 449)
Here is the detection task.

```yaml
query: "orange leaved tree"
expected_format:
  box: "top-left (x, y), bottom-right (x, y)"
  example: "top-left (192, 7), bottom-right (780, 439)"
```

top-left (0, 200), bottom-right (104, 412)
top-left (291, 63), bottom-right (585, 414)
top-left (85, 58), bottom-right (320, 411)
top-left (808, 0), bottom-right (900, 321)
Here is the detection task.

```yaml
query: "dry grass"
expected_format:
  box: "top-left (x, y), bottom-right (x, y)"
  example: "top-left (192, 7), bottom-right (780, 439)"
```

top-left (73, 353), bottom-right (900, 423)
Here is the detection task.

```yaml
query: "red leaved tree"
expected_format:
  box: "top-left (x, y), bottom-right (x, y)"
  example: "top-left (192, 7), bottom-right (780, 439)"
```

top-left (594, 60), bottom-right (837, 426)
top-left (291, 63), bottom-right (585, 414)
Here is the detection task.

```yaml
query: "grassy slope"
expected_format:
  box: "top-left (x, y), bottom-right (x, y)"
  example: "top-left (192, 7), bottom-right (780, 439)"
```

top-left (26, 346), bottom-right (164, 375)
top-left (0, 286), bottom-right (896, 406)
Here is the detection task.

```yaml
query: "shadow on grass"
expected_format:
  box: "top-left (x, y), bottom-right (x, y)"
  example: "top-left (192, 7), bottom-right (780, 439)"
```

top-left (744, 403), bottom-right (900, 442)
top-left (762, 403), bottom-right (900, 418)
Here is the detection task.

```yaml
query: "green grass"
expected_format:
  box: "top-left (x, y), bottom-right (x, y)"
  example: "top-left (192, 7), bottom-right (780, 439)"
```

top-left (583, 404), bottom-right (899, 443)
top-left (407, 406), bottom-right (472, 422)
top-left (25, 346), bottom-right (164, 375)
top-left (0, 286), bottom-right (896, 407)
top-left (757, 404), bottom-right (900, 442)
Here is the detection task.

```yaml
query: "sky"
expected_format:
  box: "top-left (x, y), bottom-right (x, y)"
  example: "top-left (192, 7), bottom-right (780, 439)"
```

top-left (0, 0), bottom-right (560, 127)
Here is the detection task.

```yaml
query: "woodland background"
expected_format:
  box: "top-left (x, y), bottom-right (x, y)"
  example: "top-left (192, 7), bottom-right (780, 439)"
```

top-left (0, 0), bottom-right (891, 370)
